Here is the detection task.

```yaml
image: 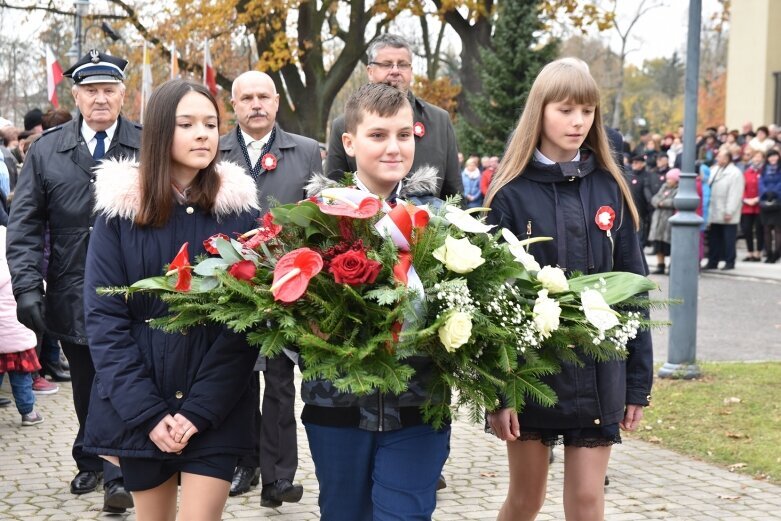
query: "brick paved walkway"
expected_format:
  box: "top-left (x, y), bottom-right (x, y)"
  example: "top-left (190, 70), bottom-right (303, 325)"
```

top-left (2, 378), bottom-right (781, 520)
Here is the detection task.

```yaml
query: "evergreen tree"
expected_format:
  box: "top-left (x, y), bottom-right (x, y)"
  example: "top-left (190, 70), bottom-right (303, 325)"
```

top-left (457, 0), bottom-right (558, 157)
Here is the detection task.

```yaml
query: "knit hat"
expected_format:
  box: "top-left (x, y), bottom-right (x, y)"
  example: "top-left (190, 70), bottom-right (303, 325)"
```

top-left (666, 168), bottom-right (681, 183)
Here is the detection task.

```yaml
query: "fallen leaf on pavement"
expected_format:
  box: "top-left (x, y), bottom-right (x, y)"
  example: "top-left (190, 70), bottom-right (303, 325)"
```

top-left (728, 463), bottom-right (747, 471)
top-left (480, 472), bottom-right (497, 478)
top-left (718, 495), bottom-right (741, 500)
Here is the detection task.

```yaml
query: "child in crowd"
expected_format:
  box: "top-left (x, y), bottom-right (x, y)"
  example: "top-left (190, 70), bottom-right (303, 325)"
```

top-left (484, 58), bottom-right (652, 521)
top-left (301, 82), bottom-right (450, 521)
top-left (82, 79), bottom-right (260, 521)
top-left (0, 225), bottom-right (44, 426)
top-left (648, 168), bottom-right (680, 274)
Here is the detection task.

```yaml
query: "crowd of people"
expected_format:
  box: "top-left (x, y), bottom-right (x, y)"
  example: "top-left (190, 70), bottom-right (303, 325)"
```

top-left (0, 31), bottom-right (774, 521)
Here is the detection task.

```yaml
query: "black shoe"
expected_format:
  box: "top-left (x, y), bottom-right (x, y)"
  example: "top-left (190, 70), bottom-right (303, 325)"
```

top-left (653, 264), bottom-right (665, 275)
top-left (70, 470), bottom-right (101, 495)
top-left (436, 474), bottom-right (447, 491)
top-left (702, 263), bottom-right (718, 270)
top-left (229, 466), bottom-right (260, 497)
top-left (260, 479), bottom-right (303, 508)
top-left (40, 359), bottom-right (71, 382)
top-left (721, 263), bottom-right (735, 270)
top-left (103, 479), bottom-right (134, 513)
top-left (0, 397), bottom-right (11, 407)
top-left (604, 474), bottom-right (610, 486)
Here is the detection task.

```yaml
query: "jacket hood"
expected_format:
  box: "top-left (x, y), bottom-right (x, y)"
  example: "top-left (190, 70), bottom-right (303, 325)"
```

top-left (93, 158), bottom-right (259, 220)
top-left (305, 166), bottom-right (440, 198)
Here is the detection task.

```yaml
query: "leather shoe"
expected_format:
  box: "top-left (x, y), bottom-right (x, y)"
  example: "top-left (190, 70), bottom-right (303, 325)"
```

top-left (0, 397), bottom-right (11, 407)
top-left (436, 474), bottom-right (447, 491)
top-left (229, 466), bottom-right (260, 496)
top-left (70, 470), bottom-right (101, 495)
top-left (40, 359), bottom-right (71, 382)
top-left (103, 479), bottom-right (134, 513)
top-left (260, 479), bottom-right (303, 508)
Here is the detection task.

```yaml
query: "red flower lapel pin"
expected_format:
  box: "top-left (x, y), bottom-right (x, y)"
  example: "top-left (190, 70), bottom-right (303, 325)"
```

top-left (261, 153), bottom-right (277, 171)
top-left (413, 121), bottom-right (426, 138)
top-left (595, 206), bottom-right (616, 237)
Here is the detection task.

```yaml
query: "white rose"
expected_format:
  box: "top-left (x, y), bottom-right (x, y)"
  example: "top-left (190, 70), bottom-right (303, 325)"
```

top-left (443, 205), bottom-right (496, 234)
top-left (537, 266), bottom-right (569, 294)
top-left (432, 235), bottom-right (485, 274)
top-left (438, 311), bottom-right (473, 352)
top-left (581, 289), bottom-right (620, 332)
top-left (533, 289), bottom-right (561, 339)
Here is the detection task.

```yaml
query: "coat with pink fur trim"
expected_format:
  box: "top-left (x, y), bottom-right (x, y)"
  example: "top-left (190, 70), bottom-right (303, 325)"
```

top-left (0, 227), bottom-right (37, 354)
top-left (83, 159), bottom-right (261, 458)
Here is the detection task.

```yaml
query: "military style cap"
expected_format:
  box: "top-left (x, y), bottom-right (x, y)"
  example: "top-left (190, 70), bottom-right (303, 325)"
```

top-left (63, 49), bottom-right (127, 85)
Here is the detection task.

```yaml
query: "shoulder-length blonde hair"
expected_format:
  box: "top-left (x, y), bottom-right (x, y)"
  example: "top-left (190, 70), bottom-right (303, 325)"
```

top-left (485, 58), bottom-right (640, 229)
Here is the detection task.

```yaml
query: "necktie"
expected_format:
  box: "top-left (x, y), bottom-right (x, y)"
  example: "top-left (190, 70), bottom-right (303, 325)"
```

top-left (93, 131), bottom-right (108, 160)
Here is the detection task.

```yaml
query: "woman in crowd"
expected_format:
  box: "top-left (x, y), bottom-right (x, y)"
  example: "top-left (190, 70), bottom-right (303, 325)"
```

top-left (484, 58), bottom-right (653, 521)
top-left (461, 156), bottom-right (484, 208)
top-left (82, 79), bottom-right (260, 521)
top-left (759, 149), bottom-right (781, 263)
top-left (648, 168), bottom-right (680, 274)
top-left (704, 149), bottom-right (745, 270)
top-left (740, 150), bottom-right (765, 262)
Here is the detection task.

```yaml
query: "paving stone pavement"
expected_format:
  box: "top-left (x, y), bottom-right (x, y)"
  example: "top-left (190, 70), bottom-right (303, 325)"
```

top-left (2, 375), bottom-right (781, 521)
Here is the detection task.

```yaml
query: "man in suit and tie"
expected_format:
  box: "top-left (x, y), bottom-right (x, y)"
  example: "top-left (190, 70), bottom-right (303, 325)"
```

top-left (6, 49), bottom-right (140, 513)
top-left (220, 71), bottom-right (321, 507)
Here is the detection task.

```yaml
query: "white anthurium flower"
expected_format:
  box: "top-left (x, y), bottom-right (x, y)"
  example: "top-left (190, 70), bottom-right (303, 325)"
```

top-left (443, 205), bottom-right (496, 234)
top-left (581, 289), bottom-right (620, 332)
top-left (532, 289), bottom-right (561, 338)
top-left (501, 228), bottom-right (552, 272)
top-left (536, 265), bottom-right (569, 293)
top-left (433, 235), bottom-right (486, 274)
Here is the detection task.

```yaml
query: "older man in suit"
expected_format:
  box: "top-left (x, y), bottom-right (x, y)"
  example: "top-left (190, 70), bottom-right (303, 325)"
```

top-left (220, 71), bottom-right (321, 507)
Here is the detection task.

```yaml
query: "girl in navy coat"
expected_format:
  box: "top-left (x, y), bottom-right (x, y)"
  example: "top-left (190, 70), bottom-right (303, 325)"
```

top-left (484, 58), bottom-right (653, 521)
top-left (83, 80), bottom-right (259, 520)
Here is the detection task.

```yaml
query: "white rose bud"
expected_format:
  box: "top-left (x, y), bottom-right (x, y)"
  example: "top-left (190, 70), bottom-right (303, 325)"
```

top-left (438, 311), bottom-right (473, 352)
top-left (533, 289), bottom-right (561, 339)
top-left (580, 289), bottom-right (620, 332)
top-left (537, 266), bottom-right (569, 294)
top-left (432, 235), bottom-right (485, 274)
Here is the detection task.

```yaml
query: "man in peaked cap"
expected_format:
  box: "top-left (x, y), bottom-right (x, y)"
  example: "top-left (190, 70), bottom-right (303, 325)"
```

top-left (6, 49), bottom-right (140, 513)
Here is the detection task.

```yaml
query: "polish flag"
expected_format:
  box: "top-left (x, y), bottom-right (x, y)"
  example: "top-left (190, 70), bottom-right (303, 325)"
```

top-left (46, 46), bottom-right (64, 108)
top-left (203, 40), bottom-right (217, 96)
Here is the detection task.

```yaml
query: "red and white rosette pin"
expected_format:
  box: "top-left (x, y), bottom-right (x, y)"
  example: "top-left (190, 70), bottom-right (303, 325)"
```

top-left (595, 205), bottom-right (615, 238)
top-left (261, 153), bottom-right (277, 171)
top-left (413, 121), bottom-right (426, 138)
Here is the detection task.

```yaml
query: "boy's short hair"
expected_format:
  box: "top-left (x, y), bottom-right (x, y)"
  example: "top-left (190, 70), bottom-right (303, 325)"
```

top-left (344, 83), bottom-right (412, 134)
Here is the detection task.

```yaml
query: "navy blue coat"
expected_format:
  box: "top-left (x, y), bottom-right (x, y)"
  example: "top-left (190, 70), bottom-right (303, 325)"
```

top-left (83, 160), bottom-right (261, 459)
top-left (487, 153), bottom-right (653, 430)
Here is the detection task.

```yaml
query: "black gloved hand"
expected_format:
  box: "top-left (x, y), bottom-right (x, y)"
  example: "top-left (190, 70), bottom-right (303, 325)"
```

top-left (16, 291), bottom-right (46, 334)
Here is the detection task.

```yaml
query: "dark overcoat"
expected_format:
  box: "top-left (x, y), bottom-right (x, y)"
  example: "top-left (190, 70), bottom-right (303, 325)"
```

top-left (82, 159), bottom-right (260, 458)
top-left (7, 116), bottom-right (141, 344)
top-left (487, 153), bottom-right (653, 430)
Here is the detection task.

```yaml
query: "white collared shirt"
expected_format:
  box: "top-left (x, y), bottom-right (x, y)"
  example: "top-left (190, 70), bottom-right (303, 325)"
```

top-left (534, 148), bottom-right (581, 165)
top-left (82, 120), bottom-right (118, 157)
top-left (241, 128), bottom-right (272, 166)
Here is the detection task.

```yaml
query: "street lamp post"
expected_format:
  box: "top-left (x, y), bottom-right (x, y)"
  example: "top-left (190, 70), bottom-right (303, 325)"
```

top-left (659, 0), bottom-right (702, 380)
top-left (66, 0), bottom-right (90, 64)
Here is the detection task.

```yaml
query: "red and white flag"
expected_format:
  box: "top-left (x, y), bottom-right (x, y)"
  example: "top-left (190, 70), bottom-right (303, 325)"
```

top-left (203, 40), bottom-right (217, 96)
top-left (46, 46), bottom-right (64, 108)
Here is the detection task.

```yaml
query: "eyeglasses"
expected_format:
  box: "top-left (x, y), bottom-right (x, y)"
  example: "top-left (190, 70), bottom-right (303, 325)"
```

top-left (369, 61), bottom-right (412, 71)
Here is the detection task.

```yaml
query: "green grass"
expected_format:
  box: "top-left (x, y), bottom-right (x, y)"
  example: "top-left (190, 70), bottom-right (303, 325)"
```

top-left (628, 362), bottom-right (781, 484)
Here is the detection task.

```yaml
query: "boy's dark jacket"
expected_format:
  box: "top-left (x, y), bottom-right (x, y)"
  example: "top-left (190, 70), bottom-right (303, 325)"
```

top-left (82, 159), bottom-right (260, 458)
top-left (487, 153), bottom-right (653, 429)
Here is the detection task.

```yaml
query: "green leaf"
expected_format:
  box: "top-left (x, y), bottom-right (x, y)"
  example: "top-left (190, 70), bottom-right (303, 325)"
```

top-left (215, 238), bottom-right (244, 264)
top-left (129, 276), bottom-right (172, 292)
top-left (568, 272), bottom-right (658, 304)
top-left (193, 258), bottom-right (229, 276)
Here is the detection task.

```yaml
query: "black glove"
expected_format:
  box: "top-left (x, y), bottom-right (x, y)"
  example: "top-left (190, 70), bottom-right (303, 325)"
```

top-left (16, 291), bottom-right (46, 334)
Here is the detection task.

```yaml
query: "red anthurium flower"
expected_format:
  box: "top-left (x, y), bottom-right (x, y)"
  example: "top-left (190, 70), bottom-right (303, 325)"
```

top-left (317, 197), bottom-right (381, 219)
top-left (203, 233), bottom-right (230, 255)
top-left (271, 248), bottom-right (324, 302)
top-left (413, 121), bottom-right (426, 137)
top-left (166, 242), bottom-right (192, 292)
top-left (228, 260), bottom-right (257, 282)
top-left (261, 153), bottom-right (277, 171)
top-left (242, 213), bottom-right (283, 250)
top-left (595, 206), bottom-right (616, 232)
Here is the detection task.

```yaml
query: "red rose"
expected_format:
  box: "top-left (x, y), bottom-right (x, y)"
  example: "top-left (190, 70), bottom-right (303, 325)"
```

top-left (329, 249), bottom-right (382, 285)
top-left (228, 260), bottom-right (257, 282)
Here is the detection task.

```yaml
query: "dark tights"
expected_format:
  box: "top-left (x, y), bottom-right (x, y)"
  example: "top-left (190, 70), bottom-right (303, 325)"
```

top-left (765, 225), bottom-right (781, 261)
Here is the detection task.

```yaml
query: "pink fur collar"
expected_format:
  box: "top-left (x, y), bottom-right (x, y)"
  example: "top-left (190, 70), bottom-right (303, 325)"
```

top-left (93, 158), bottom-right (259, 220)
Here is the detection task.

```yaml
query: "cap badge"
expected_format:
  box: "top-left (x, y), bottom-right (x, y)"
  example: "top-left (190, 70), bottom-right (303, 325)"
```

top-left (89, 49), bottom-right (100, 63)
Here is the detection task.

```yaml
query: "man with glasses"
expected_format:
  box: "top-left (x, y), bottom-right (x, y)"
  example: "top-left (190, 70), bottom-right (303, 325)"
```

top-left (326, 33), bottom-right (462, 200)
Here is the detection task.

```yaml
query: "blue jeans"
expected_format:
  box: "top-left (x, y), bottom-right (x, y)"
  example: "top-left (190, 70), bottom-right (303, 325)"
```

top-left (304, 423), bottom-right (450, 521)
top-left (0, 371), bottom-right (35, 415)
